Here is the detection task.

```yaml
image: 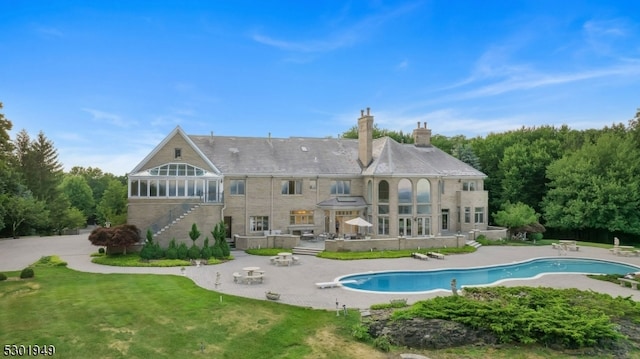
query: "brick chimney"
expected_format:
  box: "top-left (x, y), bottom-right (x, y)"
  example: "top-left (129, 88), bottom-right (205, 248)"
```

top-left (412, 121), bottom-right (432, 147)
top-left (358, 107), bottom-right (373, 167)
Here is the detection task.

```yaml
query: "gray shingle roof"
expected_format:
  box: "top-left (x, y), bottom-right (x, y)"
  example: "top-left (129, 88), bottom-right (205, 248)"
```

top-left (188, 134), bottom-right (485, 178)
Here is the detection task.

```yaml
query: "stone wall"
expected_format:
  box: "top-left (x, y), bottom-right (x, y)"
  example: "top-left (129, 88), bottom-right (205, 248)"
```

top-left (324, 235), bottom-right (466, 252)
top-left (234, 234), bottom-right (300, 250)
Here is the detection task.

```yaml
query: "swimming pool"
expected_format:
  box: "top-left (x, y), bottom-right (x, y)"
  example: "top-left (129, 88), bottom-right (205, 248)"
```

top-left (337, 257), bottom-right (640, 293)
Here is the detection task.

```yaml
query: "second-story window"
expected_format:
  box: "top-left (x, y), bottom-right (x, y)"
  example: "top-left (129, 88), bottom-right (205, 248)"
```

top-left (281, 180), bottom-right (302, 195)
top-left (331, 180), bottom-right (351, 195)
top-left (174, 148), bottom-right (182, 159)
top-left (230, 179), bottom-right (245, 195)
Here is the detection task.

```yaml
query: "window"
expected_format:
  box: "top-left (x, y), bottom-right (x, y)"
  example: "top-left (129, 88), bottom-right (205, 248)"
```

top-left (309, 179), bottom-right (317, 190)
top-left (378, 217), bottom-right (389, 235)
top-left (290, 210), bottom-right (313, 225)
top-left (464, 207), bottom-right (471, 223)
top-left (250, 216), bottom-right (269, 232)
top-left (330, 180), bottom-right (350, 195)
top-left (463, 181), bottom-right (476, 191)
top-left (281, 180), bottom-right (302, 195)
top-left (367, 180), bottom-right (373, 202)
top-left (474, 207), bottom-right (485, 224)
top-left (174, 148), bottom-right (182, 159)
top-left (378, 180), bottom-right (389, 202)
top-left (230, 179), bottom-right (245, 195)
top-left (398, 179), bottom-right (413, 215)
top-left (416, 179), bottom-right (431, 215)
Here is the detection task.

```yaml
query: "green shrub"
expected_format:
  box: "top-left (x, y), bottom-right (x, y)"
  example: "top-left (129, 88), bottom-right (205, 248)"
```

top-left (0, 273), bottom-right (7, 281)
top-left (351, 324), bottom-right (371, 341)
top-left (177, 242), bottom-right (189, 260)
top-left (530, 232), bottom-right (543, 241)
top-left (165, 247), bottom-right (178, 260)
top-left (187, 244), bottom-right (201, 260)
top-left (34, 256), bottom-right (67, 267)
top-left (373, 336), bottom-right (391, 352)
top-left (20, 267), bottom-right (35, 279)
top-left (201, 246), bottom-right (212, 260)
top-left (98, 247), bottom-right (105, 254)
top-left (139, 245), bottom-right (154, 261)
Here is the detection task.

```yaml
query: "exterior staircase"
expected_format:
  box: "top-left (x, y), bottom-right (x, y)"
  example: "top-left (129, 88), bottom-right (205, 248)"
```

top-left (466, 239), bottom-right (482, 249)
top-left (292, 246), bottom-right (324, 256)
top-left (154, 205), bottom-right (200, 237)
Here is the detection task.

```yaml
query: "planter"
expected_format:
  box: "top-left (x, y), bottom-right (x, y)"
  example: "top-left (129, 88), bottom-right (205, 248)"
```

top-left (265, 292), bottom-right (280, 301)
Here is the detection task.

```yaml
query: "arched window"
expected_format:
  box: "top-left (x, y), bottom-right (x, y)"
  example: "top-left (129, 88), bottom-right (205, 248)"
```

top-left (416, 179), bottom-right (431, 214)
top-left (377, 180), bottom-right (389, 235)
top-left (367, 180), bottom-right (373, 203)
top-left (398, 179), bottom-right (412, 214)
top-left (129, 162), bottom-right (222, 202)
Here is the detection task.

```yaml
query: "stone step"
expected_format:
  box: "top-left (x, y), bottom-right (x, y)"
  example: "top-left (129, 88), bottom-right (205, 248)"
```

top-left (292, 247), bottom-right (323, 256)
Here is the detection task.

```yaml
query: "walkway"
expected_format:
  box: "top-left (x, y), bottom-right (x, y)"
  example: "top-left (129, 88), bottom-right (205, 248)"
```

top-left (2, 234), bottom-right (640, 310)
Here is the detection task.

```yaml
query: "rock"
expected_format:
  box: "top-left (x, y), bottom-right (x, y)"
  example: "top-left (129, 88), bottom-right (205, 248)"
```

top-left (368, 316), bottom-right (497, 350)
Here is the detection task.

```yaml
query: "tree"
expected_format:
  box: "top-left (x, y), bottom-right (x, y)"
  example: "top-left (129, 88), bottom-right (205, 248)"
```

top-left (189, 223), bottom-right (201, 245)
top-left (60, 175), bottom-right (95, 221)
top-left (1, 192), bottom-right (48, 238)
top-left (88, 224), bottom-right (141, 254)
top-left (542, 132), bottom-right (640, 238)
top-left (341, 124), bottom-right (413, 143)
top-left (452, 143), bottom-right (481, 171)
top-left (96, 179), bottom-right (127, 226)
top-left (15, 130), bottom-right (64, 203)
top-left (493, 202), bottom-right (542, 239)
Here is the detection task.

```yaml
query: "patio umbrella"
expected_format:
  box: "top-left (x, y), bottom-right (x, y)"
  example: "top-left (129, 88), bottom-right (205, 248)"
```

top-left (345, 217), bottom-right (372, 227)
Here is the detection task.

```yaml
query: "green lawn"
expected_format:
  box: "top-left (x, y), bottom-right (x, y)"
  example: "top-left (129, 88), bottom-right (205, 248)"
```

top-left (0, 266), bottom-right (371, 359)
top-left (1, 255), bottom-right (632, 358)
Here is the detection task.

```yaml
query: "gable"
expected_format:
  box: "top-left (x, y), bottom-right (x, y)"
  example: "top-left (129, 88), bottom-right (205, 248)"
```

top-left (130, 126), bottom-right (220, 175)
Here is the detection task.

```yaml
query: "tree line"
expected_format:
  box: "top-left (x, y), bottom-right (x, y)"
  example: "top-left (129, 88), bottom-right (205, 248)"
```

top-left (343, 109), bottom-right (640, 242)
top-left (0, 102), bottom-right (127, 238)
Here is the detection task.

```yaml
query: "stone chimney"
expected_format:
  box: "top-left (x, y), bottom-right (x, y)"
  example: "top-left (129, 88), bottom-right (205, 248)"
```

top-left (412, 121), bottom-right (432, 147)
top-left (358, 107), bottom-right (374, 167)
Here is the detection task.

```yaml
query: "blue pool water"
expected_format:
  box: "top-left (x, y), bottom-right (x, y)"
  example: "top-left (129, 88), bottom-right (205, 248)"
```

top-left (338, 257), bottom-right (640, 293)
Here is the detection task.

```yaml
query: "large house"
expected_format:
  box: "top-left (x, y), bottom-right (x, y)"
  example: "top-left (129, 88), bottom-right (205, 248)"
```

top-left (127, 108), bottom-right (488, 246)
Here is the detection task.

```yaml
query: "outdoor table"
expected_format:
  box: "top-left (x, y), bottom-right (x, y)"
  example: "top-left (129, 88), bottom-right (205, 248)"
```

top-left (243, 266), bottom-right (260, 276)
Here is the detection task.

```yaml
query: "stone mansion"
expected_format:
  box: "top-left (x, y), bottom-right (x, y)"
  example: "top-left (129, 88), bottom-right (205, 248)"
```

top-left (127, 108), bottom-right (488, 246)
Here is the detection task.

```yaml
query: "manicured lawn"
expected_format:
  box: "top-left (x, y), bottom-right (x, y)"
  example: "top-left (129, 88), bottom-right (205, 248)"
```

top-left (2, 255), bottom-right (634, 358)
top-left (0, 266), bottom-right (370, 358)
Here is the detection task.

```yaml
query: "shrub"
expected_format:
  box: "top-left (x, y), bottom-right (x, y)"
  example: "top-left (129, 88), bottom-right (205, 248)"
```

top-left (177, 242), bottom-right (189, 260)
top-left (34, 256), bottom-right (67, 267)
top-left (98, 247), bottom-right (105, 254)
top-left (530, 232), bottom-right (543, 241)
top-left (351, 324), bottom-right (372, 341)
top-left (0, 273), bottom-right (7, 281)
top-left (187, 244), bottom-right (201, 260)
top-left (373, 336), bottom-right (391, 352)
top-left (20, 267), bottom-right (35, 279)
top-left (165, 247), bottom-right (178, 260)
top-left (201, 246), bottom-right (212, 260)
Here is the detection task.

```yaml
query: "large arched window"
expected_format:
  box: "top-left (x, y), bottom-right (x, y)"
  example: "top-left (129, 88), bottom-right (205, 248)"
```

top-left (397, 179), bottom-right (412, 214)
top-left (129, 163), bottom-right (222, 202)
top-left (377, 180), bottom-right (389, 235)
top-left (416, 179), bottom-right (431, 214)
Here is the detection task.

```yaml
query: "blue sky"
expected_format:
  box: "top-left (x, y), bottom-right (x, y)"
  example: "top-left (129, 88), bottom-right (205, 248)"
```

top-left (1, 1), bottom-right (640, 176)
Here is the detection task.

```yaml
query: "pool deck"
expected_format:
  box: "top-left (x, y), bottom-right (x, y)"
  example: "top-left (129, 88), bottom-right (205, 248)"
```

top-left (2, 234), bottom-right (640, 310)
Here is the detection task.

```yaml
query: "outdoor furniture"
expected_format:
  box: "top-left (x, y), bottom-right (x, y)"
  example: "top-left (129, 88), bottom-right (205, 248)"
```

top-left (619, 278), bottom-right (639, 289)
top-left (233, 272), bottom-right (244, 283)
top-left (412, 253), bottom-right (429, 260)
top-left (428, 252), bottom-right (445, 260)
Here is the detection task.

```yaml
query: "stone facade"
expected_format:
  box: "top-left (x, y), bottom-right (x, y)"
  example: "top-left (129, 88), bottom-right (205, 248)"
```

top-left (127, 109), bottom-right (489, 248)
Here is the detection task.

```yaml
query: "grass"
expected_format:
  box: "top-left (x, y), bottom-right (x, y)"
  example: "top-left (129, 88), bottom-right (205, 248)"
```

top-left (1, 257), bottom-right (630, 358)
top-left (90, 253), bottom-right (230, 267)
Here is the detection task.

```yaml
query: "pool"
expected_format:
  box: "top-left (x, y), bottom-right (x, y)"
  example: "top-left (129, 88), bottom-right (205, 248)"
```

top-left (337, 257), bottom-right (640, 293)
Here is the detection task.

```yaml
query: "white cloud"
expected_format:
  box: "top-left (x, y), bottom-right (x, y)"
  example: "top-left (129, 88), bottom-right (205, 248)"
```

top-left (82, 108), bottom-right (132, 128)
